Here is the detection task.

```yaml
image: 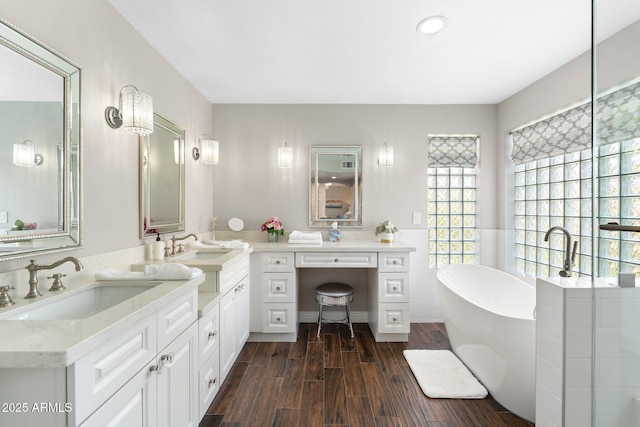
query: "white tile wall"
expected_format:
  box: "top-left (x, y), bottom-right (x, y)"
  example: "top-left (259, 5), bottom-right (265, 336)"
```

top-left (537, 279), bottom-right (640, 427)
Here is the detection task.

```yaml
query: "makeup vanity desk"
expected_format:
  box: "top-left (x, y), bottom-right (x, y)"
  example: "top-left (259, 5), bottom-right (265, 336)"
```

top-left (248, 240), bottom-right (416, 342)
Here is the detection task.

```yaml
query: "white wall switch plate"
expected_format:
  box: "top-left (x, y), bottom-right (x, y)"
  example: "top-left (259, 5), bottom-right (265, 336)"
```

top-left (412, 212), bottom-right (421, 224)
top-left (0, 212), bottom-right (7, 223)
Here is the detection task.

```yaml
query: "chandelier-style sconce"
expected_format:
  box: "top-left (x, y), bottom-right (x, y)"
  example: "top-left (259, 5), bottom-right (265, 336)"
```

top-left (378, 142), bottom-right (394, 168)
top-left (278, 142), bottom-right (293, 168)
top-left (193, 134), bottom-right (219, 165)
top-left (13, 140), bottom-right (44, 167)
top-left (105, 85), bottom-right (154, 136)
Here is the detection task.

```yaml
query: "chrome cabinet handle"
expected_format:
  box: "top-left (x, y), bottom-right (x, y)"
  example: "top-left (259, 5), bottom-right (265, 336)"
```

top-left (208, 331), bottom-right (217, 340)
top-left (150, 352), bottom-right (174, 375)
top-left (334, 258), bottom-right (339, 263)
top-left (208, 378), bottom-right (218, 388)
top-left (392, 260), bottom-right (399, 265)
top-left (275, 260), bottom-right (281, 265)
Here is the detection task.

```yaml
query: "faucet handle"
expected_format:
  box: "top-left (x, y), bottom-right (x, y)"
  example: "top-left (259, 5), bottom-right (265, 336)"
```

top-left (0, 285), bottom-right (16, 307)
top-left (47, 273), bottom-right (67, 291)
top-left (177, 244), bottom-right (184, 254)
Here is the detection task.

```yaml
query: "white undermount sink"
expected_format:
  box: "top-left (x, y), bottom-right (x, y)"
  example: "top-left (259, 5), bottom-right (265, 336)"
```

top-left (5, 281), bottom-right (163, 321)
top-left (175, 250), bottom-right (231, 261)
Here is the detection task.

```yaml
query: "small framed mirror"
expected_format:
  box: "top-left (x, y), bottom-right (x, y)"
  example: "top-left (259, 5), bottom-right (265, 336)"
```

top-left (140, 113), bottom-right (185, 238)
top-left (309, 146), bottom-right (363, 228)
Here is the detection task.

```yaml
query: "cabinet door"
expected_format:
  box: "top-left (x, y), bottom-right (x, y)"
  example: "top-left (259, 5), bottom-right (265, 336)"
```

top-left (219, 288), bottom-right (237, 383)
top-left (79, 360), bottom-right (157, 427)
top-left (156, 322), bottom-right (199, 427)
top-left (236, 277), bottom-right (251, 348)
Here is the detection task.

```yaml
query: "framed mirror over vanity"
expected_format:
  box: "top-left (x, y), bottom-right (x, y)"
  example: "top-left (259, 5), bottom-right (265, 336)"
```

top-left (309, 146), bottom-right (363, 227)
top-left (139, 113), bottom-right (185, 238)
top-left (0, 19), bottom-right (82, 261)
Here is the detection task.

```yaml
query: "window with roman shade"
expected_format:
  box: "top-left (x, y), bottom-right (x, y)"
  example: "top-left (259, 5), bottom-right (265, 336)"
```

top-left (511, 79), bottom-right (640, 277)
top-left (427, 135), bottom-right (479, 268)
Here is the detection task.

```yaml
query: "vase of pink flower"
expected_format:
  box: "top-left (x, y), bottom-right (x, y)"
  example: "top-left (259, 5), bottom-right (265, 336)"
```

top-left (261, 216), bottom-right (284, 242)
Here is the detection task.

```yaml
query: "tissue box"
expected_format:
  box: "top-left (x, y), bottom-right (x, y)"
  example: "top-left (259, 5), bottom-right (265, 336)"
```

top-left (329, 229), bottom-right (341, 242)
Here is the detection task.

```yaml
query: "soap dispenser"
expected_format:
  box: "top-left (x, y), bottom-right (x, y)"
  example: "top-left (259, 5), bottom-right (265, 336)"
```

top-left (153, 233), bottom-right (165, 260)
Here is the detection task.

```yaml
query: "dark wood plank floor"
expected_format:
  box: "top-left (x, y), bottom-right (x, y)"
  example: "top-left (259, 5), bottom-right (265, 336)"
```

top-left (200, 323), bottom-right (535, 427)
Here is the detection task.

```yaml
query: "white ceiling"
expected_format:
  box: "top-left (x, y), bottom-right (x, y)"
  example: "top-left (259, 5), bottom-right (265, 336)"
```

top-left (108, 0), bottom-right (640, 105)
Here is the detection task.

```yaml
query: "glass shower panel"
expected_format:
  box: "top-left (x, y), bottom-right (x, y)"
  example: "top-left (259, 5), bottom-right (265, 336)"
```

top-left (593, 1), bottom-right (640, 425)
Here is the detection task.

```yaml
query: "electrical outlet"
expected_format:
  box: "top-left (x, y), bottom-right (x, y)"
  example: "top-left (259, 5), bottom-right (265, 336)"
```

top-left (0, 212), bottom-right (7, 224)
top-left (412, 212), bottom-right (421, 225)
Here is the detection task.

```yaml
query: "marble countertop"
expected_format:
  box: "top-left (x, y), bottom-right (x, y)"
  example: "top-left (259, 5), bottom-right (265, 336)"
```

top-left (249, 240), bottom-right (416, 252)
top-left (132, 247), bottom-right (252, 272)
top-left (0, 274), bottom-right (203, 368)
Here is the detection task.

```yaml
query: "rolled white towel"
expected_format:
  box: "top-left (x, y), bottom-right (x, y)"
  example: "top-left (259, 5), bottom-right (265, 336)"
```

top-left (95, 269), bottom-right (150, 281)
top-left (288, 230), bottom-right (322, 244)
top-left (154, 263), bottom-right (203, 280)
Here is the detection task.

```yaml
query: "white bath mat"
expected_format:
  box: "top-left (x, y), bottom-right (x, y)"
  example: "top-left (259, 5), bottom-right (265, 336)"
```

top-left (403, 349), bottom-right (488, 399)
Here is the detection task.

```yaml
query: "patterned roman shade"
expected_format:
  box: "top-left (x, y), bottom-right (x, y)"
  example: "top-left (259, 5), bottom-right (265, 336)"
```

top-left (597, 80), bottom-right (640, 145)
top-left (511, 80), bottom-right (640, 165)
top-left (510, 103), bottom-right (591, 165)
top-left (428, 135), bottom-right (479, 168)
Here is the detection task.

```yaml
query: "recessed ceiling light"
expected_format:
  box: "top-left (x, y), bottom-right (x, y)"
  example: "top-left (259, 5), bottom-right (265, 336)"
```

top-left (416, 15), bottom-right (447, 35)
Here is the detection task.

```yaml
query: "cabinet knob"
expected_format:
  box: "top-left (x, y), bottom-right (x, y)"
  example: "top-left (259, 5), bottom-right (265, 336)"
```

top-left (208, 378), bottom-right (218, 388)
top-left (208, 331), bottom-right (217, 339)
top-left (275, 286), bottom-right (281, 291)
top-left (392, 260), bottom-right (399, 265)
top-left (149, 352), bottom-right (174, 375)
top-left (392, 286), bottom-right (397, 291)
top-left (275, 260), bottom-right (281, 265)
top-left (275, 317), bottom-right (281, 322)
top-left (392, 317), bottom-right (398, 322)
top-left (334, 258), bottom-right (339, 263)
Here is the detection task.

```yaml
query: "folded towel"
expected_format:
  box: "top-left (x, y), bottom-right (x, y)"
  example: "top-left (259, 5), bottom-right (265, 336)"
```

top-left (153, 263), bottom-right (203, 280)
top-left (288, 230), bottom-right (322, 243)
top-left (95, 264), bottom-right (203, 281)
top-left (203, 239), bottom-right (250, 249)
top-left (95, 269), bottom-right (150, 281)
top-left (194, 241), bottom-right (219, 249)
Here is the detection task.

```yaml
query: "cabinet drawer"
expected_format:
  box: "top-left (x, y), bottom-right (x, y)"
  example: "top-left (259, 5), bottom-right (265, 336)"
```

top-left (376, 303), bottom-right (410, 334)
top-left (157, 288), bottom-right (198, 350)
top-left (262, 303), bottom-right (297, 333)
top-left (295, 252), bottom-right (377, 268)
top-left (262, 252), bottom-right (295, 272)
top-left (262, 272), bottom-right (296, 302)
top-left (378, 273), bottom-right (410, 302)
top-left (378, 252), bottom-right (410, 272)
top-left (236, 253), bottom-right (251, 280)
top-left (71, 315), bottom-right (157, 423)
top-left (198, 349), bottom-right (220, 419)
top-left (198, 302), bottom-right (220, 363)
top-left (219, 266), bottom-right (237, 295)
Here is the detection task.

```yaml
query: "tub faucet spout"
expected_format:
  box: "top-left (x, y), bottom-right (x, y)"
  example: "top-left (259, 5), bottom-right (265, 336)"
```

top-left (544, 226), bottom-right (577, 277)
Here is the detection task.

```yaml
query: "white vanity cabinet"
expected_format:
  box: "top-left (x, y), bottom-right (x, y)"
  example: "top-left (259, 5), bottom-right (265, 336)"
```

top-left (197, 301), bottom-right (220, 418)
top-left (78, 287), bottom-right (199, 427)
top-left (0, 286), bottom-right (199, 427)
top-left (251, 252), bottom-right (298, 334)
top-left (367, 252), bottom-right (411, 340)
top-left (248, 243), bottom-right (415, 343)
top-left (220, 275), bottom-right (250, 382)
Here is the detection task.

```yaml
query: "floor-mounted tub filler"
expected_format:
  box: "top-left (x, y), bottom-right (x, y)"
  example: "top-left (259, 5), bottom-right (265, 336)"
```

top-left (437, 264), bottom-right (536, 423)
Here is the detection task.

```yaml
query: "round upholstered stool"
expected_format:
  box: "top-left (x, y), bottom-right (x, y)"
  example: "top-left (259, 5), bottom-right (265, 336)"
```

top-left (315, 282), bottom-right (354, 338)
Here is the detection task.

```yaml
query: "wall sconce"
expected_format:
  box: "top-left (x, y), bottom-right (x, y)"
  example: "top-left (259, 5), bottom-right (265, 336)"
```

top-left (193, 134), bottom-right (219, 165)
top-left (278, 142), bottom-right (293, 168)
top-left (105, 85), bottom-right (154, 136)
top-left (378, 142), bottom-right (394, 168)
top-left (13, 140), bottom-right (44, 167)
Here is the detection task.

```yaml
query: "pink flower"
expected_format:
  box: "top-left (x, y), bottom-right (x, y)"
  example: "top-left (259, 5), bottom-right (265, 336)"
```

top-left (261, 216), bottom-right (284, 235)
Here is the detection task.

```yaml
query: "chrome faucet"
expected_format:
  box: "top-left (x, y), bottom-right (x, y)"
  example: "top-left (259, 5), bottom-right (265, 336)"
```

top-left (170, 233), bottom-right (198, 256)
top-left (25, 257), bottom-right (84, 299)
top-left (544, 226), bottom-right (578, 277)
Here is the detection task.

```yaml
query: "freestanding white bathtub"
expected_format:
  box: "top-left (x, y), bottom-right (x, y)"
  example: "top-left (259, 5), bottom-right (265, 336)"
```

top-left (437, 264), bottom-right (536, 422)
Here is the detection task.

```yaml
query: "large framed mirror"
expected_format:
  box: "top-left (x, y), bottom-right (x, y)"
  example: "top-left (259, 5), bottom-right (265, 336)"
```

top-left (140, 113), bottom-right (185, 238)
top-left (0, 19), bottom-right (81, 261)
top-left (309, 146), bottom-right (363, 228)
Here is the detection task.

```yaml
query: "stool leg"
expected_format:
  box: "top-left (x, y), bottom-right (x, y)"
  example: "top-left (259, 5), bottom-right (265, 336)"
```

top-left (346, 303), bottom-right (354, 338)
top-left (317, 303), bottom-right (323, 338)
